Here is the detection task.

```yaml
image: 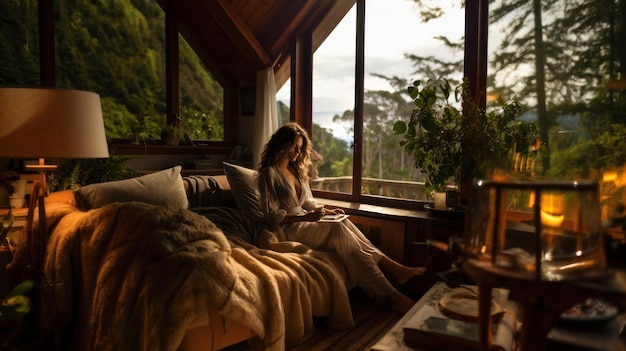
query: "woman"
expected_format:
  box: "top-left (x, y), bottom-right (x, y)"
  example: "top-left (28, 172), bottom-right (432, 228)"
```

top-left (257, 122), bottom-right (426, 313)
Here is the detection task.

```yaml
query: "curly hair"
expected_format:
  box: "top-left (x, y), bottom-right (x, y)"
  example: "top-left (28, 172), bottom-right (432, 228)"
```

top-left (258, 122), bottom-right (312, 182)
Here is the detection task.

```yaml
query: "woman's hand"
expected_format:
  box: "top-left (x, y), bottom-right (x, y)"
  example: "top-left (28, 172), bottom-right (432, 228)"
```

top-left (323, 208), bottom-right (344, 216)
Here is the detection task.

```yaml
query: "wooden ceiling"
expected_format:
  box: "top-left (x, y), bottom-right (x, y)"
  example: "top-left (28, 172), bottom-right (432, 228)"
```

top-left (166, 0), bottom-right (355, 89)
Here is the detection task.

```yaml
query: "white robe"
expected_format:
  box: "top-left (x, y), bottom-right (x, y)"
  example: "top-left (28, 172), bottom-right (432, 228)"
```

top-left (259, 166), bottom-right (395, 298)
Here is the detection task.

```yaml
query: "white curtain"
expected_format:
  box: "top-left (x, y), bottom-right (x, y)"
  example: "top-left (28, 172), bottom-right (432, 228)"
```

top-left (251, 67), bottom-right (279, 168)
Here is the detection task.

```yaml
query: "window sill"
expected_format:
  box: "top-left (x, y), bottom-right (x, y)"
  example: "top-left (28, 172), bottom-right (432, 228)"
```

top-left (109, 140), bottom-right (231, 155)
top-left (319, 198), bottom-right (439, 222)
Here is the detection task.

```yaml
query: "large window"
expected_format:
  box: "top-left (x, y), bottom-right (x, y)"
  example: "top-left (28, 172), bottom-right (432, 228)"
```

top-left (1, 0), bottom-right (223, 143)
top-left (310, 0), bottom-right (465, 205)
top-left (0, 0), bottom-right (40, 86)
top-left (486, 0), bottom-right (626, 223)
top-left (179, 34), bottom-right (224, 141)
top-left (308, 0), bottom-right (624, 216)
top-left (312, 4), bottom-right (357, 195)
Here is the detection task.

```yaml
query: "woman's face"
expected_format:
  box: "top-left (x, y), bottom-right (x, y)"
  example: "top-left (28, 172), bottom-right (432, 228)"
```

top-left (287, 135), bottom-right (304, 163)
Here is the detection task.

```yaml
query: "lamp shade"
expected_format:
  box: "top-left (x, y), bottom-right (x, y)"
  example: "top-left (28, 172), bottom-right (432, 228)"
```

top-left (0, 87), bottom-right (109, 159)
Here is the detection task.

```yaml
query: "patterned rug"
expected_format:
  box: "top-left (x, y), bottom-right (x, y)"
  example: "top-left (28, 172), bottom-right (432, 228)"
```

top-left (222, 288), bottom-right (402, 351)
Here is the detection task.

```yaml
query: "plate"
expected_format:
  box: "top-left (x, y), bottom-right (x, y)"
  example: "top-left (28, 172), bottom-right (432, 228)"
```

top-left (438, 289), bottom-right (502, 322)
top-left (560, 298), bottom-right (618, 323)
top-left (424, 204), bottom-right (466, 219)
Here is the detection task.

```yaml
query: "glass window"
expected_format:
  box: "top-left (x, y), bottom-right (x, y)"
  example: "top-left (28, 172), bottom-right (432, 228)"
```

top-left (363, 0), bottom-right (464, 201)
top-left (0, 0), bottom-right (39, 86)
top-left (311, 4), bottom-right (356, 194)
top-left (310, 0), bottom-right (465, 203)
top-left (276, 77), bottom-right (291, 126)
top-left (57, 0), bottom-right (166, 141)
top-left (179, 34), bottom-right (224, 141)
top-left (487, 0), bottom-right (626, 224)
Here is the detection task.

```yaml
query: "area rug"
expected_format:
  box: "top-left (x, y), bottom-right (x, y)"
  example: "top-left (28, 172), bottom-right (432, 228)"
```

top-left (222, 288), bottom-right (402, 351)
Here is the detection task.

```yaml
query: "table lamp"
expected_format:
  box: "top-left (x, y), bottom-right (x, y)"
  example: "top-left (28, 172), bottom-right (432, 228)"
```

top-left (460, 179), bottom-right (614, 350)
top-left (0, 87), bottom-right (109, 339)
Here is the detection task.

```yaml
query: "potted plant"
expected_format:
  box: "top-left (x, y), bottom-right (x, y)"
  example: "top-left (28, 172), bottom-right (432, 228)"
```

top-left (393, 78), bottom-right (540, 209)
top-left (160, 124), bottom-right (185, 146)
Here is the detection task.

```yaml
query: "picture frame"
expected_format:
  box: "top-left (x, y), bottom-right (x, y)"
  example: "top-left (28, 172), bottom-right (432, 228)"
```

top-left (229, 145), bottom-right (244, 162)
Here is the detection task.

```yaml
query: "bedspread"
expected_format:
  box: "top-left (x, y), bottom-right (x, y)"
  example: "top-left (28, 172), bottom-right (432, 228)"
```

top-left (8, 201), bottom-right (353, 351)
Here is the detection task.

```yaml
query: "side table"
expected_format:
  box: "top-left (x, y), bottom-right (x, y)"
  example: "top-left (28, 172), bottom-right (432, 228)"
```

top-left (370, 282), bottom-right (516, 351)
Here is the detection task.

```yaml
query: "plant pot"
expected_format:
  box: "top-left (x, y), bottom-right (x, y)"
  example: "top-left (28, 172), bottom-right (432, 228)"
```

top-left (161, 133), bottom-right (180, 146)
top-left (433, 191), bottom-right (447, 210)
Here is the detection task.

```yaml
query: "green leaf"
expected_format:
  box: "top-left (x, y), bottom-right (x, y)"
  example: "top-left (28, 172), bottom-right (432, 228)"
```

top-left (393, 120), bottom-right (407, 134)
top-left (4, 280), bottom-right (33, 300)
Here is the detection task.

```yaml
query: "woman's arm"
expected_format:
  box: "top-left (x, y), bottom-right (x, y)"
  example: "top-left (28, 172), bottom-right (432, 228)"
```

top-left (281, 211), bottom-right (324, 223)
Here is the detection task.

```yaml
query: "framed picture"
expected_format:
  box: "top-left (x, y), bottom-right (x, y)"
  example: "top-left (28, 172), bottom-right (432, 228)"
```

top-left (229, 145), bottom-right (244, 162)
top-left (239, 86), bottom-right (256, 116)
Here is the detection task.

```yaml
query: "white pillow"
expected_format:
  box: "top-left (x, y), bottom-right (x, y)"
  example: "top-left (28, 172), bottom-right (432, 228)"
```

top-left (222, 162), bottom-right (263, 219)
top-left (74, 165), bottom-right (188, 210)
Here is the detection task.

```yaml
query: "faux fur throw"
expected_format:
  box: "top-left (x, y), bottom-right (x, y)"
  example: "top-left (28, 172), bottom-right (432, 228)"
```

top-left (9, 202), bottom-right (353, 351)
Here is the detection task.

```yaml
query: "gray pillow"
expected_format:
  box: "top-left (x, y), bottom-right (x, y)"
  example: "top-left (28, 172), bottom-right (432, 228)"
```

top-left (74, 165), bottom-right (188, 210)
top-left (222, 162), bottom-right (263, 219)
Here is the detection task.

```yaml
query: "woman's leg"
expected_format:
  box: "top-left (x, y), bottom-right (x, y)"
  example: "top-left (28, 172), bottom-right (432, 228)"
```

top-left (390, 289), bottom-right (415, 314)
top-left (378, 256), bottom-right (427, 285)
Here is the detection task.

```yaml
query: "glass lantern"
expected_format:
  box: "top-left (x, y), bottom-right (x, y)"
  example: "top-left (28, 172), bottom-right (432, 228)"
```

top-left (464, 180), bottom-right (607, 281)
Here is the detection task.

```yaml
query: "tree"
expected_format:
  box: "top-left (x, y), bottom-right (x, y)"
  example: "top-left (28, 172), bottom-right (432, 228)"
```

top-left (311, 123), bottom-right (352, 178)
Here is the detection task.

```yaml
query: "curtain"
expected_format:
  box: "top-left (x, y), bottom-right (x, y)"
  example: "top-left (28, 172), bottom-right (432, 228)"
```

top-left (251, 67), bottom-right (279, 168)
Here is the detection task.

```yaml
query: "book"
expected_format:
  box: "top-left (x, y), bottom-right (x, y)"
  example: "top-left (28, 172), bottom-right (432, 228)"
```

top-left (319, 214), bottom-right (349, 222)
top-left (402, 287), bottom-right (517, 351)
top-left (321, 213), bottom-right (344, 220)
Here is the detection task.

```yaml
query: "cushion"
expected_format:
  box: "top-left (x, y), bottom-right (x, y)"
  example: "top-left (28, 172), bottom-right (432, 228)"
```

top-left (74, 165), bottom-right (188, 210)
top-left (222, 162), bottom-right (262, 219)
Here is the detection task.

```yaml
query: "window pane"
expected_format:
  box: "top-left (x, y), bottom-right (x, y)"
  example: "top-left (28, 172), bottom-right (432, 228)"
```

top-left (276, 78), bottom-right (291, 126)
top-left (487, 0), bottom-right (626, 224)
top-left (363, 0), bottom-right (465, 201)
top-left (0, 0), bottom-right (39, 86)
top-left (179, 34), bottom-right (224, 141)
top-left (56, 0), bottom-right (166, 141)
top-left (311, 5), bottom-right (356, 194)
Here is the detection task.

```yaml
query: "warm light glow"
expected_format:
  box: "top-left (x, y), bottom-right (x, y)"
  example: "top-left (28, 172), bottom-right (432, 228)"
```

top-left (540, 210), bottom-right (565, 227)
top-left (603, 171), bottom-right (618, 182)
top-left (529, 192), bottom-right (566, 227)
top-left (486, 91), bottom-right (500, 102)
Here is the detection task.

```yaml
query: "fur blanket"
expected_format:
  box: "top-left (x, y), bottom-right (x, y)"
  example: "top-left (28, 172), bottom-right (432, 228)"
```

top-left (8, 202), bottom-right (353, 351)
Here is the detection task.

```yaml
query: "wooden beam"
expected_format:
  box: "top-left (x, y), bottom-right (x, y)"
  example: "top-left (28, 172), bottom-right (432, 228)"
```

top-left (203, 0), bottom-right (272, 68)
top-left (291, 36), bottom-right (312, 132)
top-left (269, 0), bottom-right (317, 54)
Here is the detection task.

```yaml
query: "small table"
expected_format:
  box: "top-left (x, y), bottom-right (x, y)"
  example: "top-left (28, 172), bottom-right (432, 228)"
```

top-left (370, 281), bottom-right (626, 351)
top-left (369, 282), bottom-right (469, 351)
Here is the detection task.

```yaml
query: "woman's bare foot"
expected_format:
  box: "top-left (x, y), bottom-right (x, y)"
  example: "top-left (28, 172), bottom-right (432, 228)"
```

top-left (395, 265), bottom-right (427, 285)
top-left (390, 290), bottom-right (415, 314)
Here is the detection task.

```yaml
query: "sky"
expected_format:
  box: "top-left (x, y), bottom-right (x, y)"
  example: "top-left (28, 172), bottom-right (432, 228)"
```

top-left (276, 0), bottom-right (465, 140)
top-left (276, 0), bottom-right (466, 114)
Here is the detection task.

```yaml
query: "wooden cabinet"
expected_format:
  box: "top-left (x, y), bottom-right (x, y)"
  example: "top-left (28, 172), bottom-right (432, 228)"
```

top-left (349, 215), bottom-right (405, 263)
top-left (406, 215), bottom-right (464, 271)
